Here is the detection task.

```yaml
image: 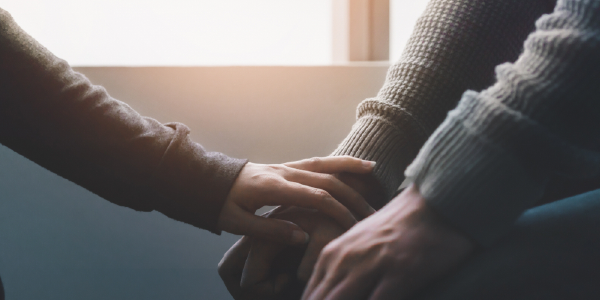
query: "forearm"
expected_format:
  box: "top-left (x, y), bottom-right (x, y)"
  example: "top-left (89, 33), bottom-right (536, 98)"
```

top-left (406, 0), bottom-right (600, 246)
top-left (0, 9), bottom-right (247, 233)
top-left (333, 0), bottom-right (556, 200)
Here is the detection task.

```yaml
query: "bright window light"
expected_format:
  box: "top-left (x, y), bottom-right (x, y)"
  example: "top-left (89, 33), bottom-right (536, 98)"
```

top-left (1, 0), bottom-right (332, 66)
top-left (390, 0), bottom-right (429, 63)
top-left (1, 0), bottom-right (428, 66)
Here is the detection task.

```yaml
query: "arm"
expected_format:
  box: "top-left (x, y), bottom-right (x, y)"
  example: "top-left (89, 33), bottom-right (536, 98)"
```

top-left (406, 0), bottom-right (600, 246)
top-left (305, 1), bottom-right (600, 299)
top-left (333, 0), bottom-right (556, 201)
top-left (220, 1), bottom-right (560, 296)
top-left (0, 9), bottom-right (376, 241)
top-left (0, 8), bottom-right (239, 232)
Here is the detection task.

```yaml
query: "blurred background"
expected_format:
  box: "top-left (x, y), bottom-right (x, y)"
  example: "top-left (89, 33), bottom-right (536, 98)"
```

top-left (0, 0), bottom-right (427, 299)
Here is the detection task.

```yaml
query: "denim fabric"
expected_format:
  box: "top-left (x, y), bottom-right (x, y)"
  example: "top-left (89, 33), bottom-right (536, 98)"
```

top-left (414, 188), bottom-right (600, 300)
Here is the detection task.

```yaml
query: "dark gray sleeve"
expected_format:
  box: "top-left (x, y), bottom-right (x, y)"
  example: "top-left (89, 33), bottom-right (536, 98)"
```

top-left (0, 9), bottom-right (247, 234)
top-left (332, 0), bottom-right (556, 201)
top-left (406, 0), bottom-right (600, 246)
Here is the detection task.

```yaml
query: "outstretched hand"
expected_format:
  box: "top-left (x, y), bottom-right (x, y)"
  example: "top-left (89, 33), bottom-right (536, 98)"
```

top-left (217, 156), bottom-right (376, 245)
top-left (302, 184), bottom-right (474, 300)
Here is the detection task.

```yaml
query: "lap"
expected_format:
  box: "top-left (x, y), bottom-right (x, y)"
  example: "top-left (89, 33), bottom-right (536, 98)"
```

top-left (413, 189), bottom-right (600, 300)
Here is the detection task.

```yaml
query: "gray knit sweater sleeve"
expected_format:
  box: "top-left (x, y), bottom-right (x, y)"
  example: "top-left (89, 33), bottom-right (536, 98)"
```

top-left (406, 0), bottom-right (600, 246)
top-left (332, 0), bottom-right (555, 201)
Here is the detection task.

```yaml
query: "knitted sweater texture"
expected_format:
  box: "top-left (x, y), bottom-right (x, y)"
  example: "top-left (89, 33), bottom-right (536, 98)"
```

top-left (0, 9), bottom-right (247, 234)
top-left (334, 0), bottom-right (600, 246)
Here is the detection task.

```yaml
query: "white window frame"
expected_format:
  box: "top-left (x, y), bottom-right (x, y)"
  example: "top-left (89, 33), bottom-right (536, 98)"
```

top-left (332, 0), bottom-right (390, 62)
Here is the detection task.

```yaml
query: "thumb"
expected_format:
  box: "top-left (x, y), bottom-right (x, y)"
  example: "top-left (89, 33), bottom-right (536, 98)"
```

top-left (241, 239), bottom-right (286, 287)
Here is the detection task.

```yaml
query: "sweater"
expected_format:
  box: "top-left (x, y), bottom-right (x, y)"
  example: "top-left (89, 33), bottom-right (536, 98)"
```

top-left (0, 8), bottom-right (247, 234)
top-left (334, 0), bottom-right (600, 246)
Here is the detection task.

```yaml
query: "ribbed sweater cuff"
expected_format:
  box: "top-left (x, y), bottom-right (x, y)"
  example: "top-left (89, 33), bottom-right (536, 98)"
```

top-left (332, 114), bottom-right (424, 201)
top-left (405, 113), bottom-right (549, 247)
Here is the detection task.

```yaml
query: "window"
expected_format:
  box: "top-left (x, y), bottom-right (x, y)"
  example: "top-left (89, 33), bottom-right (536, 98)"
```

top-left (1, 0), bottom-right (428, 66)
top-left (390, 0), bottom-right (429, 63)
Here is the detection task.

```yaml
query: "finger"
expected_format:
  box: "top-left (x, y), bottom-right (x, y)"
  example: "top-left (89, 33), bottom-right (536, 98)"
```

top-left (296, 234), bottom-right (335, 282)
top-left (266, 181), bottom-right (358, 229)
top-left (335, 172), bottom-right (369, 193)
top-left (336, 172), bottom-right (387, 210)
top-left (285, 156), bottom-right (375, 175)
top-left (325, 271), bottom-right (382, 300)
top-left (368, 275), bottom-right (409, 300)
top-left (303, 270), bottom-right (348, 300)
top-left (241, 239), bottom-right (286, 287)
top-left (241, 273), bottom-right (290, 300)
top-left (219, 236), bottom-right (252, 278)
top-left (301, 254), bottom-right (329, 300)
top-left (232, 210), bottom-right (310, 245)
top-left (218, 237), bottom-right (253, 298)
top-left (284, 168), bottom-right (375, 218)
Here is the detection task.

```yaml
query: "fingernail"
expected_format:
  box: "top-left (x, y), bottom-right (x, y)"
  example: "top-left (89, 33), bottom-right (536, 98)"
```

top-left (292, 230), bottom-right (309, 244)
top-left (363, 160), bottom-right (376, 169)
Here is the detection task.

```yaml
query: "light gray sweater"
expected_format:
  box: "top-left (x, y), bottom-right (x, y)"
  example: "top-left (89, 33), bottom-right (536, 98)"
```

top-left (334, 0), bottom-right (600, 246)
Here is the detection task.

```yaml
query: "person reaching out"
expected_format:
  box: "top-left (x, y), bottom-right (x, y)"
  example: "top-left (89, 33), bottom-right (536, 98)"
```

top-left (0, 8), bottom-right (377, 299)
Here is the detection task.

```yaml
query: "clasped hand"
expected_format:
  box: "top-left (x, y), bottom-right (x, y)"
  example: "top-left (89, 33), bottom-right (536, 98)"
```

top-left (217, 156), bottom-right (376, 245)
top-left (220, 184), bottom-right (475, 300)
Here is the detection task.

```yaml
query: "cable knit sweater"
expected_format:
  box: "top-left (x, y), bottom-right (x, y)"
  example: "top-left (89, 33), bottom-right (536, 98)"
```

top-left (0, 8), bottom-right (247, 234)
top-left (334, 0), bottom-right (600, 246)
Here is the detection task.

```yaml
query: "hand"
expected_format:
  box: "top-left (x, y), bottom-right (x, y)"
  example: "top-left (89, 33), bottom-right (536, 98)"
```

top-left (302, 184), bottom-right (475, 300)
top-left (218, 207), bottom-right (345, 300)
top-left (284, 156), bottom-right (387, 209)
top-left (218, 236), bottom-right (288, 300)
top-left (218, 165), bottom-right (388, 300)
top-left (217, 156), bottom-right (376, 245)
top-left (334, 172), bottom-right (387, 210)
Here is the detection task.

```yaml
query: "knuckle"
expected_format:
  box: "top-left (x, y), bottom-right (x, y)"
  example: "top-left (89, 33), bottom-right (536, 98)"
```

top-left (342, 155), bottom-right (355, 162)
top-left (322, 242), bottom-right (339, 257)
top-left (339, 155), bottom-right (356, 164)
top-left (318, 174), bottom-right (337, 188)
top-left (324, 174), bottom-right (337, 184)
top-left (312, 188), bottom-right (331, 201)
top-left (306, 157), bottom-right (321, 167)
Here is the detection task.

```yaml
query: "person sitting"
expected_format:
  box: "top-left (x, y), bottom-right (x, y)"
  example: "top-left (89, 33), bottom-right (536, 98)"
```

top-left (220, 0), bottom-right (600, 299)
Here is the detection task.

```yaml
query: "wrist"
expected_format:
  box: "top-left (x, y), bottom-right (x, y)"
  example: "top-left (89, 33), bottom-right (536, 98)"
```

top-left (389, 184), bottom-right (476, 251)
top-left (385, 184), bottom-right (428, 218)
top-left (388, 184), bottom-right (461, 233)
